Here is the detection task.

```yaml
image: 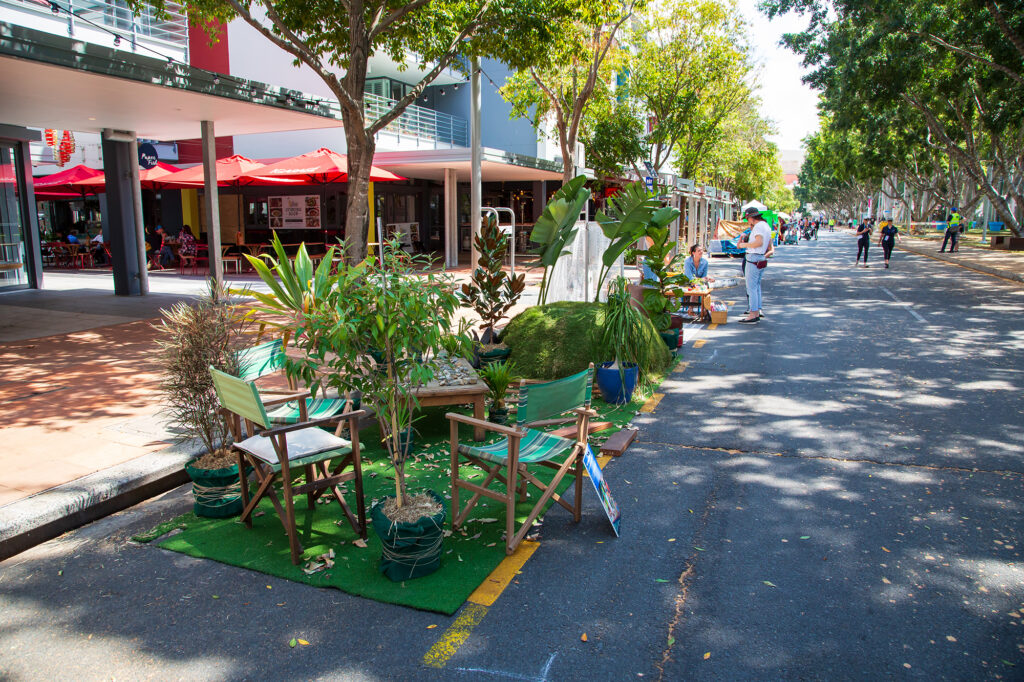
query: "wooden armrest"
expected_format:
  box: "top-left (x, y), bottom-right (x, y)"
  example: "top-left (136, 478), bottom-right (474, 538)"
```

top-left (571, 407), bottom-right (599, 418)
top-left (260, 409), bottom-right (368, 437)
top-left (445, 412), bottom-right (526, 439)
top-left (261, 390), bottom-right (311, 407)
top-left (256, 388), bottom-right (302, 394)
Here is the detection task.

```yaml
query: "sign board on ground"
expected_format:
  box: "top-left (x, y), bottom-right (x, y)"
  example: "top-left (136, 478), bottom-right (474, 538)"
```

top-left (583, 444), bottom-right (621, 536)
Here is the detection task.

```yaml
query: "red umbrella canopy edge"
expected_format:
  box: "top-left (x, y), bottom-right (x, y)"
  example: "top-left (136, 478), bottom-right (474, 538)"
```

top-left (242, 148), bottom-right (404, 184)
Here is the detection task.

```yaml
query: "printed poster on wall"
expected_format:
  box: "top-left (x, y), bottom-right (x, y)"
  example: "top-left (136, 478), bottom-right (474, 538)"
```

top-left (269, 195), bottom-right (321, 229)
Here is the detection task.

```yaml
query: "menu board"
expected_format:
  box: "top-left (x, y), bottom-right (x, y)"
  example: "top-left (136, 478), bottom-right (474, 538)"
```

top-left (269, 195), bottom-right (321, 229)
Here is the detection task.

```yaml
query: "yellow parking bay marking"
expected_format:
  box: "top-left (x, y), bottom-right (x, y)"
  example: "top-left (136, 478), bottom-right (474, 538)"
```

top-left (584, 455), bottom-right (613, 477)
top-left (673, 361), bottom-right (689, 374)
top-left (693, 339), bottom-right (708, 348)
top-left (707, 323), bottom-right (718, 330)
top-left (466, 541), bottom-right (539, 607)
top-left (640, 393), bottom-right (665, 413)
top-left (423, 603), bottom-right (489, 668)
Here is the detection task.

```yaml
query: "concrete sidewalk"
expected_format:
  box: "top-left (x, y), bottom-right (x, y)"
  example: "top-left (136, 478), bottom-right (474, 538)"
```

top-left (898, 235), bottom-right (1024, 284)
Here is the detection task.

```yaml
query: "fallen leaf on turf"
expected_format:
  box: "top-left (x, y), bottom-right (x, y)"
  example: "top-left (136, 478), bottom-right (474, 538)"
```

top-left (668, 538), bottom-right (676, 542)
top-left (703, 652), bottom-right (711, 660)
top-left (882, 547), bottom-right (891, 553)
top-left (581, 633), bottom-right (588, 642)
top-left (298, 639), bottom-right (309, 646)
top-left (762, 581), bottom-right (777, 588)
top-left (353, 539), bottom-right (368, 549)
top-left (289, 638), bottom-right (297, 648)
top-left (882, 578), bottom-right (891, 584)
top-left (427, 625), bottom-right (438, 629)
top-left (946, 636), bottom-right (956, 642)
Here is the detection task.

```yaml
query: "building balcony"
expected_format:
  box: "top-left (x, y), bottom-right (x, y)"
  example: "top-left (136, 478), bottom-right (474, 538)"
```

top-left (0, 0), bottom-right (188, 61)
top-left (364, 92), bottom-right (468, 148)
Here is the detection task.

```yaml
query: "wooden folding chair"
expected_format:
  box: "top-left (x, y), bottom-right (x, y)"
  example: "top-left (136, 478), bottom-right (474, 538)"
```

top-left (209, 367), bottom-right (367, 565)
top-left (235, 339), bottom-right (353, 426)
top-left (447, 364), bottom-right (596, 554)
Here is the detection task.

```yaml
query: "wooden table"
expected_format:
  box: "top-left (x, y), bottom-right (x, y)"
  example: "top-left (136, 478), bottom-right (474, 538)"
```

top-left (675, 285), bottom-right (712, 321)
top-left (413, 358), bottom-right (487, 441)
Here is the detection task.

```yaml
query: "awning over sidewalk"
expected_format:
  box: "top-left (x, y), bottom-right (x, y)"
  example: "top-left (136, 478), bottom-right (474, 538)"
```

top-left (372, 148), bottom-right (564, 182)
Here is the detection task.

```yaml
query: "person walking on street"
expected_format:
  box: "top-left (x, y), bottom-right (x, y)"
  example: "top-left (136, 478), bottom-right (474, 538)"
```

top-left (856, 218), bottom-right (872, 266)
top-left (877, 212), bottom-right (901, 268)
top-left (737, 207), bottom-right (772, 324)
top-left (940, 208), bottom-right (961, 252)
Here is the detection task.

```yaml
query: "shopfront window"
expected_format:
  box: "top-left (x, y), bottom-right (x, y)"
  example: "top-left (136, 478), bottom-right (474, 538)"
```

top-left (0, 143), bottom-right (30, 290)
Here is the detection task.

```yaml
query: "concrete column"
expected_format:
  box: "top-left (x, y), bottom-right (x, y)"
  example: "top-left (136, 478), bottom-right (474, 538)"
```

top-left (470, 57), bottom-right (482, 268)
top-left (127, 137), bottom-right (149, 295)
top-left (443, 167), bottom-right (458, 268)
top-left (201, 120), bottom-right (223, 285)
top-left (101, 135), bottom-right (143, 295)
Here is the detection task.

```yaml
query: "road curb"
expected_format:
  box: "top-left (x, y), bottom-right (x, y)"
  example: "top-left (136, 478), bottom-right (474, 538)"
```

top-left (0, 440), bottom-right (201, 561)
top-left (897, 244), bottom-right (1024, 285)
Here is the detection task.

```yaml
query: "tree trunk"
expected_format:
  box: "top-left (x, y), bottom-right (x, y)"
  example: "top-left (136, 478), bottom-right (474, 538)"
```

top-left (343, 136), bottom-right (377, 261)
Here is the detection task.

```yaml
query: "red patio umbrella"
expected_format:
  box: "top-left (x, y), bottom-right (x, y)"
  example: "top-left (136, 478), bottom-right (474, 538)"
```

top-left (158, 155), bottom-right (303, 188)
top-left (240, 148), bottom-right (404, 184)
top-left (76, 161), bottom-right (185, 191)
top-left (34, 164), bottom-right (104, 196)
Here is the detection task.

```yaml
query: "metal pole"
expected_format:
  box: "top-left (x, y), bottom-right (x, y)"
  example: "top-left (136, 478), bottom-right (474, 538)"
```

top-left (470, 57), bottom-right (482, 268)
top-left (201, 120), bottom-right (223, 286)
top-left (127, 136), bottom-right (149, 294)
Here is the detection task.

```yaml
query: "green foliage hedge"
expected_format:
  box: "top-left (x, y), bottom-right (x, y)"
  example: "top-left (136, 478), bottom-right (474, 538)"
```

top-left (503, 301), bottom-right (673, 380)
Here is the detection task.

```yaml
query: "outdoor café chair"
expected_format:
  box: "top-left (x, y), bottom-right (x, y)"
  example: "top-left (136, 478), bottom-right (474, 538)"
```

top-left (209, 367), bottom-right (367, 565)
top-left (446, 363), bottom-right (596, 554)
top-left (236, 339), bottom-right (352, 426)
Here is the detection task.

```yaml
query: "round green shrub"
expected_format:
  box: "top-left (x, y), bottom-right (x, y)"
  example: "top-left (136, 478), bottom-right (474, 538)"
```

top-left (503, 301), bottom-right (673, 380)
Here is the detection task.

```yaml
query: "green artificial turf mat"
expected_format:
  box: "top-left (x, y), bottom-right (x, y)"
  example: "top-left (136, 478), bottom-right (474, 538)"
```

top-left (144, 397), bottom-right (648, 615)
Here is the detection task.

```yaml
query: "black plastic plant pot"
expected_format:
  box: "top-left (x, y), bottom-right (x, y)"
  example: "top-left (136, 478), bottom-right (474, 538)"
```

top-left (659, 328), bottom-right (681, 351)
top-left (185, 457), bottom-right (243, 518)
top-left (370, 489), bottom-right (447, 581)
top-left (489, 406), bottom-right (509, 424)
top-left (478, 346), bottom-right (511, 367)
top-left (596, 362), bottom-right (639, 405)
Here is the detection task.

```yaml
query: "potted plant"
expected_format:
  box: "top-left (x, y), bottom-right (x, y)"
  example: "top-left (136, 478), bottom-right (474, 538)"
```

top-left (635, 223), bottom-right (688, 350)
top-left (250, 236), bottom-right (463, 581)
top-left (460, 213), bottom-right (526, 366)
top-left (154, 280), bottom-right (250, 518)
top-left (478, 361), bottom-right (519, 424)
top-left (596, 276), bottom-right (650, 404)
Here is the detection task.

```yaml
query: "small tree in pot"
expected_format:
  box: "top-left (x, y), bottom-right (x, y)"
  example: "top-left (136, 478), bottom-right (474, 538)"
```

top-left (154, 280), bottom-right (250, 517)
top-left (597, 276), bottom-right (654, 403)
top-left (460, 213), bottom-right (526, 364)
top-left (251, 238), bottom-right (464, 581)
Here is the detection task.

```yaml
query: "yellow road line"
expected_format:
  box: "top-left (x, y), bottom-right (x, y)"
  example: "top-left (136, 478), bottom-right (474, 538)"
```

top-left (584, 455), bottom-right (612, 477)
top-left (467, 541), bottom-right (539, 607)
top-left (640, 393), bottom-right (665, 413)
top-left (707, 323), bottom-right (718, 330)
top-left (693, 339), bottom-right (707, 348)
top-left (673, 361), bottom-right (689, 373)
top-left (423, 602), bottom-right (490, 668)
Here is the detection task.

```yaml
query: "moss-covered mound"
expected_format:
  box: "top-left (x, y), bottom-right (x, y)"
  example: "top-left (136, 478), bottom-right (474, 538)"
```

top-left (503, 301), bottom-right (673, 380)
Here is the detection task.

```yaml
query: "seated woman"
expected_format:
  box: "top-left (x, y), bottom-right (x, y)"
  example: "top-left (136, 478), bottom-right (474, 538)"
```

top-left (177, 225), bottom-right (198, 268)
top-left (683, 244), bottom-right (711, 281)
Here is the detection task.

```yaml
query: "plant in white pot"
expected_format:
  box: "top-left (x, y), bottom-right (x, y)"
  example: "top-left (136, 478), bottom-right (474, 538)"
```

top-left (154, 280), bottom-right (250, 517)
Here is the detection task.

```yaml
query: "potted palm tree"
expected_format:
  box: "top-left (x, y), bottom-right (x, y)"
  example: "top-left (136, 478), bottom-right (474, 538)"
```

top-left (248, 235), bottom-right (463, 581)
top-left (597, 276), bottom-right (651, 404)
top-left (154, 280), bottom-right (250, 517)
top-left (477, 361), bottom-right (519, 424)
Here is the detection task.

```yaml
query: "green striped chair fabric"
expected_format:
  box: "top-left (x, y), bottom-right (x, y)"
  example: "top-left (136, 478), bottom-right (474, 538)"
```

top-left (235, 339), bottom-right (347, 425)
top-left (236, 339), bottom-right (286, 381)
top-left (458, 366), bottom-right (593, 466)
top-left (210, 367), bottom-right (270, 429)
top-left (515, 366), bottom-right (593, 427)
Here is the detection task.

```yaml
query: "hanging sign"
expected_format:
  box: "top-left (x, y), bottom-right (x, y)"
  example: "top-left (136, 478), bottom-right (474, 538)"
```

top-left (583, 444), bottom-right (621, 536)
top-left (269, 195), bottom-right (321, 229)
top-left (138, 143), bottom-right (159, 169)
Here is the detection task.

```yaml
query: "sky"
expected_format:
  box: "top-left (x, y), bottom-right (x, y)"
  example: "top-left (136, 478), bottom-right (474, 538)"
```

top-left (736, 0), bottom-right (821, 156)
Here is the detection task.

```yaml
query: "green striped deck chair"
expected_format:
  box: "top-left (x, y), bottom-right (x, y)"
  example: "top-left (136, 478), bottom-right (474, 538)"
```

top-left (210, 367), bottom-right (367, 565)
top-left (236, 339), bottom-right (348, 426)
top-left (446, 364), bottom-right (596, 555)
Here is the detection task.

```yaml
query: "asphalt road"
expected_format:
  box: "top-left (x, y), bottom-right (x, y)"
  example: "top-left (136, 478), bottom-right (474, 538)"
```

top-left (1, 231), bottom-right (1022, 680)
